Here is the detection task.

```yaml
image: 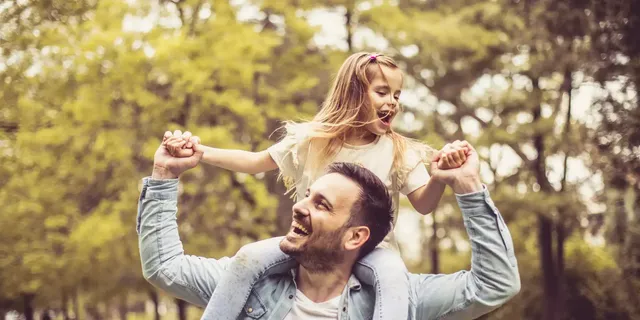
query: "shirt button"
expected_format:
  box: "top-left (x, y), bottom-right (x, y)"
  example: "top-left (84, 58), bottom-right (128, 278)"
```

top-left (247, 307), bottom-right (253, 313)
top-left (343, 307), bottom-right (347, 312)
top-left (289, 294), bottom-right (294, 299)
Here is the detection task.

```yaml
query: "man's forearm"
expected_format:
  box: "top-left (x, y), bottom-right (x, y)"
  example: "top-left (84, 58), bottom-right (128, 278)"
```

top-left (138, 179), bottom-right (190, 286)
top-left (137, 178), bottom-right (228, 307)
top-left (451, 175), bottom-right (483, 194)
top-left (457, 188), bottom-right (520, 307)
top-left (410, 187), bottom-right (520, 320)
top-left (152, 165), bottom-right (178, 180)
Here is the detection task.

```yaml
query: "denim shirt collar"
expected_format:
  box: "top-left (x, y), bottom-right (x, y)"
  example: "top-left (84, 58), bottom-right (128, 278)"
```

top-left (288, 268), bottom-right (363, 291)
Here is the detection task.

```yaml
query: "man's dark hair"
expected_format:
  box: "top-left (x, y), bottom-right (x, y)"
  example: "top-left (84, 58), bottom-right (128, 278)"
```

top-left (326, 162), bottom-right (394, 258)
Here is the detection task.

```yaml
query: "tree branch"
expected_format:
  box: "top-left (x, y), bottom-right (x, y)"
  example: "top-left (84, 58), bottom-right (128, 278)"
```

top-left (188, 0), bottom-right (205, 36)
top-left (0, 122), bottom-right (19, 133)
top-left (505, 141), bottom-right (533, 167)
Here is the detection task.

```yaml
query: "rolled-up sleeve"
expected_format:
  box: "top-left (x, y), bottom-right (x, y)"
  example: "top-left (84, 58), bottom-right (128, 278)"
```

top-left (410, 186), bottom-right (520, 319)
top-left (137, 177), bottom-right (232, 307)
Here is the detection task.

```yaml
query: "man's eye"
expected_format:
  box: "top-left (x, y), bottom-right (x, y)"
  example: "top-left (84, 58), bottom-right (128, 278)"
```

top-left (394, 95), bottom-right (400, 100)
top-left (377, 92), bottom-right (386, 96)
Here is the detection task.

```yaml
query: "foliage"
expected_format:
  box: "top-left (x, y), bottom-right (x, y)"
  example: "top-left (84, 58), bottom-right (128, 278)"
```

top-left (1, 0), bottom-right (638, 319)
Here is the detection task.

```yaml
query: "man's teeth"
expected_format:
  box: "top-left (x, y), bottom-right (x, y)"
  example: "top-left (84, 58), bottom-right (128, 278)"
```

top-left (292, 221), bottom-right (309, 235)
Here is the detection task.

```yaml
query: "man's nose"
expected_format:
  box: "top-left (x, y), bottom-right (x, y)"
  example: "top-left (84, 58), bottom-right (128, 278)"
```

top-left (292, 200), bottom-right (310, 217)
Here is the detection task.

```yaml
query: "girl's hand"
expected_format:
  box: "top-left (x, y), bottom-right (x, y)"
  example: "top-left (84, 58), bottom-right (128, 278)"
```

top-left (430, 141), bottom-right (482, 193)
top-left (435, 141), bottom-right (470, 170)
top-left (162, 130), bottom-right (199, 158)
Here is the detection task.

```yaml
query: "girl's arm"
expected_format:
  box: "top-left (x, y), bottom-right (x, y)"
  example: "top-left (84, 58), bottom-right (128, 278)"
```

top-left (407, 179), bottom-right (446, 215)
top-left (406, 142), bottom-right (469, 215)
top-left (200, 146), bottom-right (278, 174)
top-left (163, 132), bottom-right (278, 175)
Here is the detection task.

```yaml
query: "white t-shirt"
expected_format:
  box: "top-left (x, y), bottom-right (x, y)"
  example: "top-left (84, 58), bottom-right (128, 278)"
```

top-left (283, 289), bottom-right (342, 320)
top-left (267, 124), bottom-right (430, 250)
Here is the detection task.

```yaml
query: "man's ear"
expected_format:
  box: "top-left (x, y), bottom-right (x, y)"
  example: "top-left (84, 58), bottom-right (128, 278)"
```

top-left (344, 226), bottom-right (370, 251)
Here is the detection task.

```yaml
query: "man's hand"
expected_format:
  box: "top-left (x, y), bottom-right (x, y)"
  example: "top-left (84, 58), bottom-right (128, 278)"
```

top-left (162, 130), bottom-right (198, 158)
top-left (431, 141), bottom-right (482, 194)
top-left (152, 130), bottom-right (203, 179)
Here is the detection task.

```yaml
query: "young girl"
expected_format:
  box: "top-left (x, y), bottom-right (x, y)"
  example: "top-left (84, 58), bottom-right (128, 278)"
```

top-left (165, 52), bottom-right (468, 319)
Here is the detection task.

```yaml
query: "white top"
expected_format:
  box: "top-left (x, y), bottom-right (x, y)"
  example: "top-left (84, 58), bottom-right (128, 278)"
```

top-left (267, 124), bottom-right (430, 250)
top-left (283, 289), bottom-right (342, 320)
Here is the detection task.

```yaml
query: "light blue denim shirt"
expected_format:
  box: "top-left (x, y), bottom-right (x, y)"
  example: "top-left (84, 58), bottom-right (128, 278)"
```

top-left (137, 177), bottom-right (520, 320)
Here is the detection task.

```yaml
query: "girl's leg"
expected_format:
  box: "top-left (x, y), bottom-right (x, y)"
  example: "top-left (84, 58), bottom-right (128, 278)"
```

top-left (353, 248), bottom-right (409, 320)
top-left (201, 237), bottom-right (293, 320)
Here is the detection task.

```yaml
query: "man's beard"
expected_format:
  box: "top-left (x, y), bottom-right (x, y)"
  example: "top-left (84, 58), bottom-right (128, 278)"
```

top-left (280, 226), bottom-right (348, 272)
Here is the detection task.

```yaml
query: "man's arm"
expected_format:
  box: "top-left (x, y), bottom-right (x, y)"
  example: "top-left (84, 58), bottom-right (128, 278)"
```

top-left (138, 177), bottom-right (232, 307)
top-left (409, 187), bottom-right (520, 319)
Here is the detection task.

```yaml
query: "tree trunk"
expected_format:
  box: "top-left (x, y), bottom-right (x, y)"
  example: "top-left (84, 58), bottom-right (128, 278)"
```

top-left (538, 216), bottom-right (556, 320)
top-left (149, 290), bottom-right (160, 320)
top-left (41, 309), bottom-right (51, 320)
top-left (175, 299), bottom-right (187, 320)
top-left (85, 305), bottom-right (102, 320)
top-left (345, 1), bottom-right (353, 52)
top-left (555, 68), bottom-right (573, 318)
top-left (532, 77), bottom-right (557, 320)
top-left (73, 288), bottom-right (79, 320)
top-left (612, 189), bottom-right (628, 245)
top-left (430, 211), bottom-right (440, 274)
top-left (555, 223), bottom-right (566, 316)
top-left (623, 186), bottom-right (640, 278)
top-left (23, 294), bottom-right (35, 320)
top-left (62, 291), bottom-right (70, 320)
top-left (263, 113), bottom-right (295, 236)
top-left (118, 293), bottom-right (128, 320)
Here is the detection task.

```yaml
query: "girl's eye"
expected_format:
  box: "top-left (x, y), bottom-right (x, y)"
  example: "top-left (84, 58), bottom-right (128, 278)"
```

top-left (377, 92), bottom-right (386, 96)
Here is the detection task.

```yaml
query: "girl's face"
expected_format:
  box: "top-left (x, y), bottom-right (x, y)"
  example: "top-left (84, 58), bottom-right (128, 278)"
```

top-left (364, 65), bottom-right (403, 136)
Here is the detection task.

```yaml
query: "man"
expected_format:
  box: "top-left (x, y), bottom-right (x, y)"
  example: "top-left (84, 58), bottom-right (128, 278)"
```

top-left (138, 133), bottom-right (520, 319)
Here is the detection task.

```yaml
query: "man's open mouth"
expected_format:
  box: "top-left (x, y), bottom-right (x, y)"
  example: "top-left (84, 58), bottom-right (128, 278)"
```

top-left (377, 110), bottom-right (393, 125)
top-left (292, 220), bottom-right (310, 236)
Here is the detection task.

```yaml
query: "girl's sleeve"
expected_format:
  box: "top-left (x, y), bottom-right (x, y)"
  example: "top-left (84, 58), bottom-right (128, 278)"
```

top-left (400, 149), bottom-right (431, 195)
top-left (266, 123), bottom-right (307, 182)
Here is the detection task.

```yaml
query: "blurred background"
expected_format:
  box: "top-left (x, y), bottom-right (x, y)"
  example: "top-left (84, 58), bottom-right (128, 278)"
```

top-left (1, 0), bottom-right (639, 319)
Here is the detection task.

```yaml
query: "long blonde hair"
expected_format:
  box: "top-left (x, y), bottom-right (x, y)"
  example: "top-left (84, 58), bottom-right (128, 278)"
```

top-left (281, 52), bottom-right (435, 192)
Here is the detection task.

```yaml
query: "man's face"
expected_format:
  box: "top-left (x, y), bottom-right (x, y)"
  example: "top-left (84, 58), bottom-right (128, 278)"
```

top-left (279, 173), bottom-right (361, 271)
